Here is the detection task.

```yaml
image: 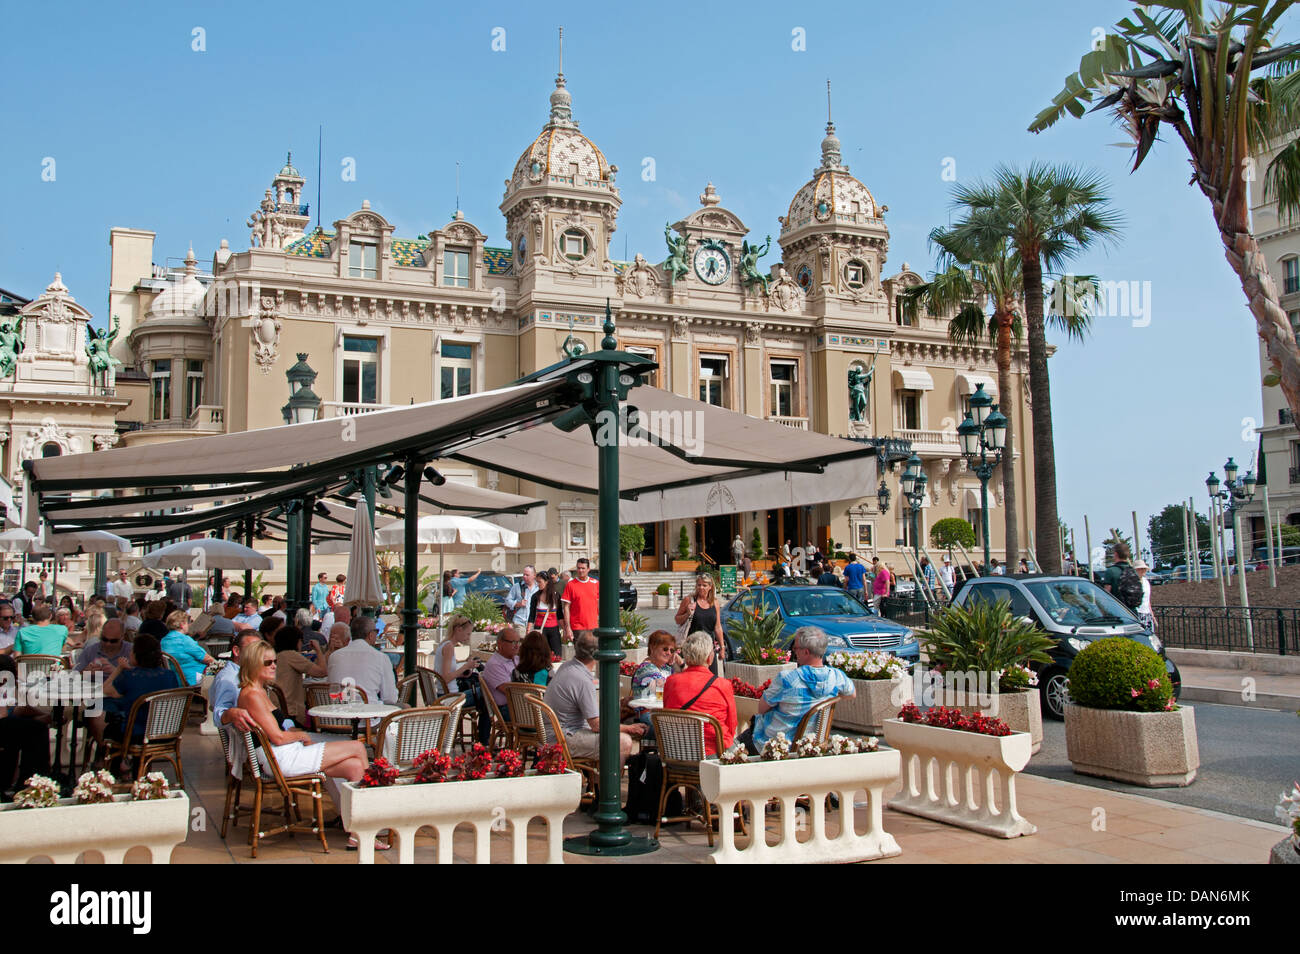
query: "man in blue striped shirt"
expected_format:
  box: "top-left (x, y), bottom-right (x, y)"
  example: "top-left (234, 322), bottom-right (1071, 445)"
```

top-left (744, 627), bottom-right (855, 752)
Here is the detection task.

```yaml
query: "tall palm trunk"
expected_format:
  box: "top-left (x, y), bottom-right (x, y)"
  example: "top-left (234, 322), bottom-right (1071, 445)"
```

top-left (994, 310), bottom-right (1019, 569)
top-left (1020, 249), bottom-right (1061, 574)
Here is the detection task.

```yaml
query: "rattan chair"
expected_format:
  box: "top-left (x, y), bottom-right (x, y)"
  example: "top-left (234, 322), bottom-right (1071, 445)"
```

top-left (416, 666), bottom-right (448, 706)
top-left (236, 724), bottom-right (329, 858)
top-left (501, 682), bottom-right (546, 754)
top-left (793, 696), bottom-right (838, 745)
top-left (435, 693), bottom-right (465, 753)
top-left (217, 684), bottom-right (289, 840)
top-left (396, 673), bottom-right (419, 707)
top-left (267, 681), bottom-right (290, 718)
top-left (13, 653), bottom-right (66, 673)
top-left (102, 685), bottom-right (194, 785)
top-left (520, 695), bottom-right (598, 806)
top-left (480, 685), bottom-right (511, 750)
top-left (374, 706), bottom-right (454, 770)
top-left (161, 651), bottom-right (207, 721)
top-left (650, 708), bottom-right (741, 846)
top-left (305, 683), bottom-right (372, 744)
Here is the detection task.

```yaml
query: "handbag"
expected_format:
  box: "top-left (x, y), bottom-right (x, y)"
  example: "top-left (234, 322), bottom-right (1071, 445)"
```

top-left (676, 606), bottom-right (694, 641)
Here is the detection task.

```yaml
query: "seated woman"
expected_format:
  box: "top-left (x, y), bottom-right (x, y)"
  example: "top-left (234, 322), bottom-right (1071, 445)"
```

top-left (237, 640), bottom-right (378, 850)
top-left (160, 610), bottom-right (214, 685)
top-left (663, 631), bottom-right (737, 756)
top-left (629, 630), bottom-right (680, 736)
top-left (0, 654), bottom-right (50, 798)
top-left (94, 633), bottom-right (182, 758)
top-left (510, 629), bottom-right (553, 687)
top-left (273, 625), bottom-right (330, 726)
top-left (435, 613), bottom-right (489, 743)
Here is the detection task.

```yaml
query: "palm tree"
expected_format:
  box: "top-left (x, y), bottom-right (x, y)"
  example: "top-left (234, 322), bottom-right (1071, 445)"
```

top-left (938, 168), bottom-right (1122, 575)
top-left (1032, 2), bottom-right (1300, 427)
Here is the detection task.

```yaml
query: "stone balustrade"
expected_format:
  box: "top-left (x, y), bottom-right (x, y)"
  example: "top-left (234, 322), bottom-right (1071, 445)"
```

top-left (0, 793), bottom-right (190, 863)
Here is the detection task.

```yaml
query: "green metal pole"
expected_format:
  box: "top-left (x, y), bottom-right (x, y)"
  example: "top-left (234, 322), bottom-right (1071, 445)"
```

top-left (285, 508), bottom-right (300, 610)
top-left (299, 496), bottom-right (315, 616)
top-left (402, 455), bottom-right (422, 677)
top-left (244, 516), bottom-right (254, 599)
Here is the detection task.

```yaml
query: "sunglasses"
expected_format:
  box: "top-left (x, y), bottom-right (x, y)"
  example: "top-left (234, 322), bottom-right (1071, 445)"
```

top-left (262, 659), bottom-right (277, 667)
top-left (101, 639), bottom-right (122, 646)
top-left (0, 615), bottom-right (14, 621)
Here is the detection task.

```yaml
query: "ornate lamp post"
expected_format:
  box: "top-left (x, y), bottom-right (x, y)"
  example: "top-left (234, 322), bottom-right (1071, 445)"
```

top-left (281, 355), bottom-right (321, 610)
top-left (898, 452), bottom-right (928, 565)
top-left (1206, 457), bottom-right (1257, 648)
top-left (956, 384), bottom-right (1007, 575)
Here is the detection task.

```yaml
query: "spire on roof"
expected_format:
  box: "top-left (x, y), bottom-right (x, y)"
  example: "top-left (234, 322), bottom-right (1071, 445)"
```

top-left (548, 26), bottom-right (576, 127)
top-left (818, 80), bottom-right (846, 174)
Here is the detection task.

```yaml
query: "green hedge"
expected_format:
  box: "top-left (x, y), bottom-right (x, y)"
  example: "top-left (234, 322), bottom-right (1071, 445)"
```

top-left (1067, 637), bottom-right (1173, 712)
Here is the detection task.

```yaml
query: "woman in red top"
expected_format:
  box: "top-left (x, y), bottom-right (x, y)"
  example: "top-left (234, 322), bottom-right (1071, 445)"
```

top-left (663, 631), bottom-right (737, 756)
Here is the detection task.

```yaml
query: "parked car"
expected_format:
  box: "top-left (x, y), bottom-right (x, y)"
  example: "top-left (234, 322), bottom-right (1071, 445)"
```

top-left (586, 570), bottom-right (638, 610)
top-left (1165, 564), bottom-right (1217, 582)
top-left (463, 573), bottom-right (515, 612)
top-left (950, 574), bottom-right (1181, 721)
top-left (1254, 546), bottom-right (1300, 568)
top-left (721, 585), bottom-right (919, 664)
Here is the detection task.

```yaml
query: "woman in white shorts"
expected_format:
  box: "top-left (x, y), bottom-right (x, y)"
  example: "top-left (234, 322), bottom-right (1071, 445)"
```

top-left (238, 641), bottom-right (382, 850)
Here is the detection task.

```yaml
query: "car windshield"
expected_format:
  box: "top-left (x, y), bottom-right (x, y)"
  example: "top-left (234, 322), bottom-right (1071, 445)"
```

top-left (779, 589), bottom-right (870, 618)
top-left (1024, 580), bottom-right (1137, 626)
top-left (467, 575), bottom-right (512, 591)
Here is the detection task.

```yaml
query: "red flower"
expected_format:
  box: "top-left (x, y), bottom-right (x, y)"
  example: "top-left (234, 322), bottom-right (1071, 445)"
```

top-left (536, 744), bottom-right (568, 775)
top-left (360, 757), bottom-right (399, 787)
top-left (413, 749), bottom-right (452, 784)
top-left (494, 749), bottom-right (525, 778)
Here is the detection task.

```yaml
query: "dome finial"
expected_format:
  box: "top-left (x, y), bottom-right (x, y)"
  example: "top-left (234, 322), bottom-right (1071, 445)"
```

top-left (827, 79), bottom-right (832, 124)
top-left (819, 81), bottom-right (846, 173)
top-left (184, 244), bottom-right (197, 275)
top-left (548, 25), bottom-right (575, 126)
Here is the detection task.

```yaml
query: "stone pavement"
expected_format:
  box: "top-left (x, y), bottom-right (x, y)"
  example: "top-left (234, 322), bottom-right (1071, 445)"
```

top-left (167, 730), bottom-right (1285, 864)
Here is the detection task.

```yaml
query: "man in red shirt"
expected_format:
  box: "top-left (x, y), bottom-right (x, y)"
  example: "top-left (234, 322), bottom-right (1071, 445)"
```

top-left (562, 558), bottom-right (599, 640)
top-left (663, 631), bottom-right (737, 755)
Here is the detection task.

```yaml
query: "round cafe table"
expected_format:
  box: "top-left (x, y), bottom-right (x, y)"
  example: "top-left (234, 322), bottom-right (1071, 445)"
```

top-left (626, 697), bottom-right (662, 711)
top-left (307, 702), bottom-right (399, 740)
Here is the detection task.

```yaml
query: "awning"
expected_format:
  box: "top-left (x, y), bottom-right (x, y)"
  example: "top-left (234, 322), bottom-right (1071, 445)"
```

top-left (893, 368), bottom-right (934, 391)
top-left (963, 487), bottom-right (996, 510)
top-left (957, 372), bottom-right (998, 398)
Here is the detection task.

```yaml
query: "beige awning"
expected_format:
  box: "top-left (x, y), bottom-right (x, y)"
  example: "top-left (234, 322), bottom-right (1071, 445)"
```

top-left (893, 368), bottom-right (934, 391)
top-left (963, 487), bottom-right (996, 510)
top-left (957, 372), bottom-right (998, 398)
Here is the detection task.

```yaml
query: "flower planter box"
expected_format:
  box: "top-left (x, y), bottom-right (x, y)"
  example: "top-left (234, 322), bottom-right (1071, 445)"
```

top-left (832, 677), bottom-right (913, 736)
top-left (1064, 703), bottom-right (1199, 787)
top-left (936, 686), bottom-right (1043, 755)
top-left (698, 750), bottom-right (902, 864)
top-left (724, 661), bottom-right (795, 686)
top-left (1270, 838), bottom-right (1300, 865)
top-left (618, 675), bottom-right (632, 695)
top-left (622, 647), bottom-right (648, 664)
top-left (339, 770), bottom-right (582, 864)
top-left (0, 792), bottom-right (191, 864)
top-left (751, 560), bottom-right (774, 571)
top-left (470, 631), bottom-right (494, 649)
top-left (671, 560), bottom-right (699, 572)
top-left (734, 695), bottom-right (760, 731)
top-left (882, 718), bottom-right (1036, 838)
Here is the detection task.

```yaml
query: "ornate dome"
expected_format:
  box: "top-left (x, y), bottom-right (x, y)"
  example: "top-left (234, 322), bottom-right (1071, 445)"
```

top-left (279, 151), bottom-right (301, 179)
top-left (508, 73), bottom-right (612, 193)
top-left (149, 246), bottom-right (206, 319)
top-left (783, 120), bottom-right (879, 233)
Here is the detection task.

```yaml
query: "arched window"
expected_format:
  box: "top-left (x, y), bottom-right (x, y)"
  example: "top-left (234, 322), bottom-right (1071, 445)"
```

top-left (40, 442), bottom-right (61, 458)
top-left (1284, 256), bottom-right (1299, 295)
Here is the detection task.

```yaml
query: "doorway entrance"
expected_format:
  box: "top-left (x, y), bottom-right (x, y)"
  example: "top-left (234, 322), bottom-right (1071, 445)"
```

top-left (702, 515), bottom-right (734, 566)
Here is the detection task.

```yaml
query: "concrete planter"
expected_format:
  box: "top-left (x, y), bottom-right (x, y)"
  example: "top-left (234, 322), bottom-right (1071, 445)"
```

top-left (671, 561), bottom-right (699, 572)
top-left (734, 695), bottom-right (760, 730)
top-left (699, 749), bottom-right (902, 864)
top-left (938, 687), bottom-right (1043, 755)
top-left (618, 675), bottom-right (632, 695)
top-left (0, 791), bottom-right (190, 863)
top-left (1064, 703), bottom-right (1199, 787)
top-left (832, 676), bottom-right (912, 736)
top-left (883, 718), bottom-right (1036, 838)
top-left (1270, 837), bottom-right (1300, 864)
top-left (652, 594), bottom-right (671, 610)
top-left (339, 770), bottom-right (582, 864)
top-left (622, 646), bottom-right (648, 664)
top-left (725, 661), bottom-right (795, 687)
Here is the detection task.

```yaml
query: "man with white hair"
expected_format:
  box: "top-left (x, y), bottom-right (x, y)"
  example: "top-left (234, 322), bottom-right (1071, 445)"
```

top-left (327, 615), bottom-right (397, 706)
top-left (742, 626), bottom-right (855, 754)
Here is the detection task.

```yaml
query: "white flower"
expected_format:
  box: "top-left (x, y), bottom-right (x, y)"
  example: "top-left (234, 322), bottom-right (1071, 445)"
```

top-left (760, 733), bottom-right (791, 762)
top-left (13, 774), bottom-right (60, 809)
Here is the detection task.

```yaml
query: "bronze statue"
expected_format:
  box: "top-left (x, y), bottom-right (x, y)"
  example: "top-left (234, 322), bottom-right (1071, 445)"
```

top-left (0, 315), bottom-right (23, 378)
top-left (739, 235), bottom-right (772, 295)
top-left (848, 354), bottom-right (876, 423)
top-left (85, 314), bottom-right (122, 378)
top-left (663, 224), bottom-right (689, 284)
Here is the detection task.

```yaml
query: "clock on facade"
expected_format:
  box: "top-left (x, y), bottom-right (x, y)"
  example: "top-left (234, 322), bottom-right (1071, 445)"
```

top-left (693, 240), bottom-right (731, 285)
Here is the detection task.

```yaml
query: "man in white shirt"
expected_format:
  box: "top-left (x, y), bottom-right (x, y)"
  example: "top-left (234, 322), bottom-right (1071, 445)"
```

top-left (109, 569), bottom-right (134, 603)
top-left (0, 601), bottom-right (19, 653)
top-left (320, 602), bottom-right (350, 636)
top-left (939, 556), bottom-right (956, 594)
top-left (327, 615), bottom-right (397, 708)
top-left (231, 599), bottom-right (264, 634)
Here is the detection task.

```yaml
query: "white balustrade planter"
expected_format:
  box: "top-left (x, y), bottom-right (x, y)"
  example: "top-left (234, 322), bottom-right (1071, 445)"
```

top-left (698, 750), bottom-right (901, 864)
top-left (831, 676), bottom-right (912, 735)
top-left (622, 647), bottom-right (648, 664)
top-left (724, 661), bottom-right (795, 687)
top-left (882, 718), bottom-right (1036, 838)
top-left (338, 770), bottom-right (582, 864)
top-left (470, 631), bottom-right (494, 649)
top-left (936, 687), bottom-right (1043, 755)
top-left (735, 696), bottom-right (760, 731)
top-left (0, 792), bottom-right (190, 863)
top-left (1064, 703), bottom-right (1199, 787)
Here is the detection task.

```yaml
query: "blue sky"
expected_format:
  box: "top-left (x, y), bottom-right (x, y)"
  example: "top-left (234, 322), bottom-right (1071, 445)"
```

top-left (0, 0), bottom-right (1286, 558)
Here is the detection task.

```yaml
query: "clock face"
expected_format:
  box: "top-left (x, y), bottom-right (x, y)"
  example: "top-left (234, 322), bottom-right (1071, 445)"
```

top-left (693, 244), bottom-right (731, 285)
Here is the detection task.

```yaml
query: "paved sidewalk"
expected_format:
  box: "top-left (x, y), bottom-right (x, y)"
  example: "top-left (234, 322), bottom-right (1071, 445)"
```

top-left (166, 731), bottom-right (1285, 864)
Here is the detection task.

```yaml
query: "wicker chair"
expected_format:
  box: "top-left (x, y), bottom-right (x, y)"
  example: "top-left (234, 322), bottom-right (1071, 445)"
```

top-left (415, 666), bottom-right (448, 706)
top-left (501, 682), bottom-right (546, 754)
top-left (217, 685), bottom-right (289, 840)
top-left (236, 724), bottom-right (329, 858)
top-left (102, 685), bottom-right (194, 785)
top-left (160, 651), bottom-right (206, 721)
top-left (435, 693), bottom-right (465, 753)
top-left (793, 696), bottom-right (838, 745)
top-left (396, 673), bottom-right (419, 707)
top-left (650, 708), bottom-right (740, 846)
top-left (480, 685), bottom-right (511, 750)
top-left (520, 695), bottom-right (598, 807)
top-left (374, 706), bottom-right (454, 770)
top-left (13, 653), bottom-right (66, 673)
top-left (304, 683), bottom-right (372, 744)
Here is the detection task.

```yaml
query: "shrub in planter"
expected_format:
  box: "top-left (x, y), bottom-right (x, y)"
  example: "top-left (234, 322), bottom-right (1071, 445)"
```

top-left (655, 582), bottom-right (672, 596)
top-left (620, 609), bottom-right (648, 645)
top-left (918, 600), bottom-right (1056, 677)
top-left (677, 526), bottom-right (692, 560)
top-left (728, 609), bottom-right (789, 666)
top-left (1066, 637), bottom-right (1175, 712)
top-left (750, 527), bottom-right (764, 560)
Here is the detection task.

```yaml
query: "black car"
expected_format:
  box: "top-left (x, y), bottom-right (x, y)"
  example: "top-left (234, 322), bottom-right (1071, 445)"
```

top-left (587, 570), bottom-right (638, 611)
top-left (951, 574), bottom-right (1181, 720)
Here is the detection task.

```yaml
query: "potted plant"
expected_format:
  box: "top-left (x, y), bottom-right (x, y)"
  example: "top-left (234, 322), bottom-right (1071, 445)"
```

top-left (883, 703), bottom-right (1036, 838)
top-left (653, 581), bottom-right (672, 610)
top-left (916, 601), bottom-right (1056, 753)
top-left (728, 676), bottom-right (771, 730)
top-left (620, 608), bottom-right (649, 662)
top-left (724, 609), bottom-right (794, 685)
top-left (0, 771), bottom-right (190, 864)
top-left (459, 594), bottom-right (505, 646)
top-left (671, 526), bottom-right (698, 572)
top-left (826, 651), bottom-right (913, 735)
top-left (749, 527), bottom-right (772, 570)
top-left (1063, 637), bottom-right (1198, 787)
top-left (1272, 782), bottom-right (1300, 865)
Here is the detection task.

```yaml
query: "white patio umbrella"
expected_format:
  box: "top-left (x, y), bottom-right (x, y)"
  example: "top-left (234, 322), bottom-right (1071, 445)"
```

top-left (140, 538), bottom-right (273, 571)
top-left (342, 497), bottom-right (383, 608)
top-left (0, 527), bottom-right (51, 554)
top-left (373, 513), bottom-right (519, 612)
top-left (41, 529), bottom-right (132, 555)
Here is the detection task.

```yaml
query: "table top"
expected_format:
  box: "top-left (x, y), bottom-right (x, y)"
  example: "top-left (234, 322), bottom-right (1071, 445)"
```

top-left (626, 697), bottom-right (662, 710)
top-left (307, 703), bottom-right (399, 719)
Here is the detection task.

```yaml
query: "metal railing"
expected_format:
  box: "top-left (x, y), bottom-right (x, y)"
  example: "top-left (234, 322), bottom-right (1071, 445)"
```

top-left (879, 595), bottom-right (932, 628)
top-left (1281, 408), bottom-right (1294, 426)
top-left (1152, 604), bottom-right (1292, 654)
top-left (1290, 466), bottom-right (1300, 485)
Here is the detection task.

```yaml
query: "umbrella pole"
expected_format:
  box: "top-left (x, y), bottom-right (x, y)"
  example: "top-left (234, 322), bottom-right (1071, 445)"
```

top-left (565, 303), bottom-right (656, 856)
top-left (244, 516), bottom-right (254, 599)
top-left (300, 496), bottom-right (315, 617)
top-left (403, 456), bottom-right (423, 676)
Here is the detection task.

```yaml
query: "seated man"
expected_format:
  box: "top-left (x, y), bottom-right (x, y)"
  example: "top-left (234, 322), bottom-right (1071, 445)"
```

top-left (543, 632), bottom-right (644, 764)
top-left (211, 632), bottom-right (266, 734)
top-left (231, 599), bottom-right (264, 635)
top-left (0, 655), bottom-right (50, 798)
top-left (482, 624), bottom-right (521, 719)
top-left (743, 626), bottom-right (855, 754)
top-left (74, 618), bottom-right (132, 674)
top-left (326, 616), bottom-right (397, 707)
top-left (12, 604), bottom-right (69, 656)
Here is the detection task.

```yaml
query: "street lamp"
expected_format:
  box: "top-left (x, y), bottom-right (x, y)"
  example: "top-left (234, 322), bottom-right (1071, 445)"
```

top-left (1206, 456), bottom-right (1257, 648)
top-left (281, 353), bottom-right (322, 425)
top-left (900, 452), bottom-right (926, 565)
top-left (958, 384), bottom-right (1006, 575)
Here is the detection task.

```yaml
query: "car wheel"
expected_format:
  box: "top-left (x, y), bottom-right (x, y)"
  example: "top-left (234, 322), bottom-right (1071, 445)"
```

top-left (1040, 669), bottom-right (1069, 721)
